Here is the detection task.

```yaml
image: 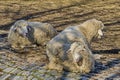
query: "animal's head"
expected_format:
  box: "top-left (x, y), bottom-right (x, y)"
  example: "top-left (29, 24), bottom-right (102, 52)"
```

top-left (92, 19), bottom-right (105, 39)
top-left (81, 19), bottom-right (105, 40)
top-left (12, 20), bottom-right (29, 37)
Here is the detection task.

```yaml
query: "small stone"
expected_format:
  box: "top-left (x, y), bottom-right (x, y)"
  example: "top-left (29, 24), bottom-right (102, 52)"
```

top-left (32, 78), bottom-right (38, 80)
top-left (18, 65), bottom-right (28, 70)
top-left (67, 73), bottom-right (77, 77)
top-left (0, 72), bottom-right (4, 76)
top-left (0, 64), bottom-right (8, 70)
top-left (29, 66), bottom-right (40, 71)
top-left (55, 75), bottom-right (62, 80)
top-left (0, 74), bottom-right (11, 80)
top-left (0, 60), bottom-right (7, 65)
top-left (10, 68), bottom-right (21, 74)
top-left (13, 76), bottom-right (25, 80)
top-left (6, 62), bottom-right (15, 67)
top-left (38, 69), bottom-right (47, 74)
top-left (17, 71), bottom-right (24, 76)
top-left (44, 76), bottom-right (55, 80)
top-left (22, 71), bottom-right (30, 76)
top-left (45, 74), bottom-right (51, 78)
top-left (3, 67), bottom-right (14, 73)
top-left (80, 76), bottom-right (89, 80)
top-left (60, 77), bottom-right (76, 80)
top-left (76, 75), bottom-right (84, 80)
top-left (7, 75), bottom-right (16, 80)
top-left (28, 76), bottom-right (33, 80)
top-left (49, 70), bottom-right (58, 76)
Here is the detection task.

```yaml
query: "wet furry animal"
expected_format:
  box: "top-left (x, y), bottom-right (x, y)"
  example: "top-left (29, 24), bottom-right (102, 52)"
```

top-left (8, 20), bottom-right (57, 50)
top-left (46, 19), bottom-right (104, 73)
top-left (64, 42), bottom-right (94, 73)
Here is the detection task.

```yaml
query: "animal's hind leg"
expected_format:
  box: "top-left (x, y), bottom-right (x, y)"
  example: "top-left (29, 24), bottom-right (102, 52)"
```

top-left (62, 61), bottom-right (79, 73)
top-left (46, 57), bottom-right (63, 72)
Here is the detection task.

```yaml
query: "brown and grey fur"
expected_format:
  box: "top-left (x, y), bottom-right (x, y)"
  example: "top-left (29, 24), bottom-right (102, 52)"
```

top-left (65, 42), bottom-right (94, 73)
top-left (46, 19), bottom-right (104, 73)
top-left (8, 20), bottom-right (57, 50)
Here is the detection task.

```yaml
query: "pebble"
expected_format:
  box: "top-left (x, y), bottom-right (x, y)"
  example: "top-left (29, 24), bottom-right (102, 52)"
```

top-left (0, 74), bottom-right (11, 80)
top-left (13, 76), bottom-right (25, 80)
top-left (0, 49), bottom-right (120, 80)
top-left (28, 76), bottom-right (33, 80)
top-left (3, 67), bottom-right (14, 73)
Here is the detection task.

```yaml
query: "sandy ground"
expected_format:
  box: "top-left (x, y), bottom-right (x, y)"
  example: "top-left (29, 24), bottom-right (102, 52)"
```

top-left (0, 0), bottom-right (120, 79)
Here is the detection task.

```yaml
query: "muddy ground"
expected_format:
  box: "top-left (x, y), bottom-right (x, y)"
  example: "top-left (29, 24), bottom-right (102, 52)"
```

top-left (0, 0), bottom-right (120, 79)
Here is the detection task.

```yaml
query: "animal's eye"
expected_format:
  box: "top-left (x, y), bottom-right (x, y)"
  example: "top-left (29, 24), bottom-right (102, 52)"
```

top-left (14, 29), bottom-right (17, 32)
top-left (13, 27), bottom-right (17, 32)
top-left (27, 26), bottom-right (31, 31)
